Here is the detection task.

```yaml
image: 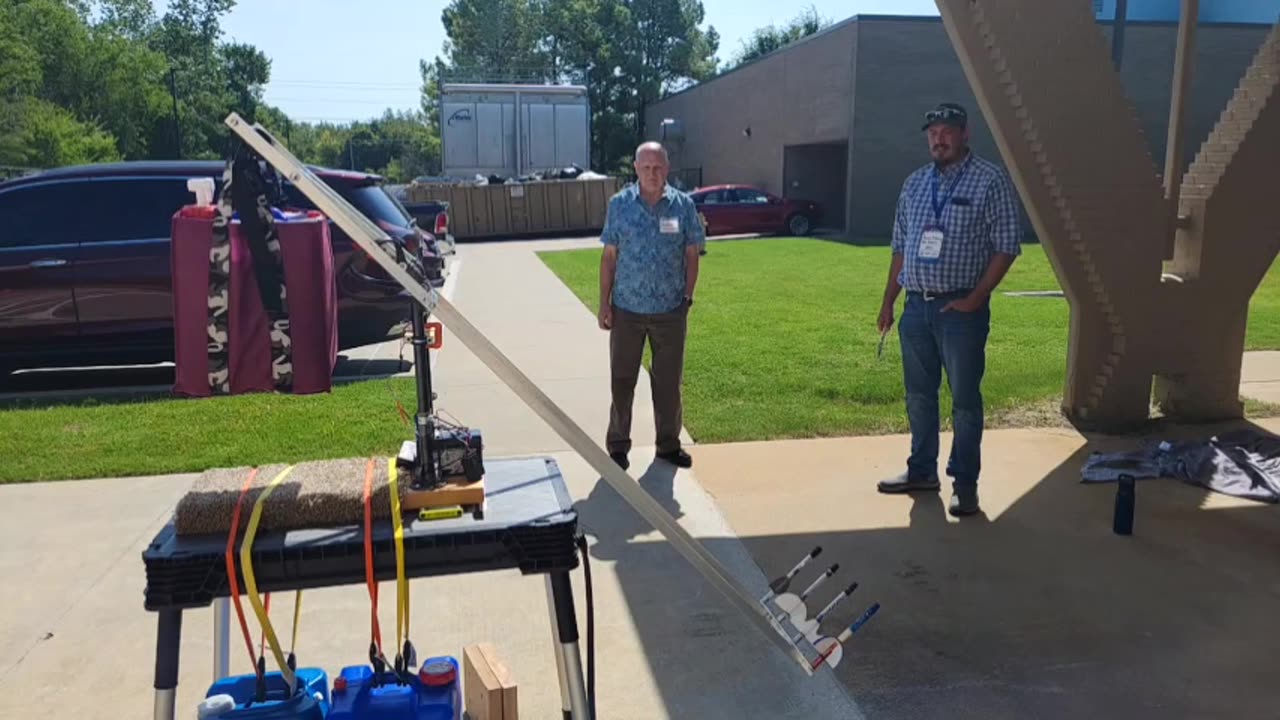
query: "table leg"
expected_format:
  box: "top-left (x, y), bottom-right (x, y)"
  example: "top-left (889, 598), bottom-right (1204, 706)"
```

top-left (544, 575), bottom-right (572, 720)
top-left (547, 571), bottom-right (591, 720)
top-left (153, 608), bottom-right (183, 720)
top-left (213, 598), bottom-right (230, 682)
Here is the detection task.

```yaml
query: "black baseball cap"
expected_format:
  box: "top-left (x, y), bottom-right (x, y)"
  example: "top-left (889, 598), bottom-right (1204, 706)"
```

top-left (922, 102), bottom-right (968, 131)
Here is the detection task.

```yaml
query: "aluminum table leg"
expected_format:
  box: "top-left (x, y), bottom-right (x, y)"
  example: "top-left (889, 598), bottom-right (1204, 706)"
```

top-left (153, 608), bottom-right (182, 720)
top-left (212, 597), bottom-right (230, 681)
top-left (547, 571), bottom-right (591, 719)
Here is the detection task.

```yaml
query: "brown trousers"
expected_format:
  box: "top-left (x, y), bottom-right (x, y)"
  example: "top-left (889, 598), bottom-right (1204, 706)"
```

top-left (607, 303), bottom-right (688, 455)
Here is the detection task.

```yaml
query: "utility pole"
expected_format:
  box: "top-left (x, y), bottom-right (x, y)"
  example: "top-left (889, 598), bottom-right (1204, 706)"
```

top-left (348, 137), bottom-right (355, 170)
top-left (169, 67), bottom-right (182, 158)
top-left (1112, 0), bottom-right (1129, 69)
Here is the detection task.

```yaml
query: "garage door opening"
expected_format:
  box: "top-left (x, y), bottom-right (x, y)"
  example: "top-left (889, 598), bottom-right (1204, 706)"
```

top-left (783, 142), bottom-right (849, 232)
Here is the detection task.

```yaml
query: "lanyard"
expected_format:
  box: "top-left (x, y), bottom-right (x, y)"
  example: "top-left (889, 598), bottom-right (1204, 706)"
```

top-left (930, 157), bottom-right (971, 221)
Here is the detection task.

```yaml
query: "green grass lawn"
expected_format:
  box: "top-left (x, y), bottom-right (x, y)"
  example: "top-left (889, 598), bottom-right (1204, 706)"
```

top-left (1, 238), bottom-right (1276, 484)
top-left (0, 378), bottom-right (422, 483)
top-left (539, 238), bottom-right (1280, 444)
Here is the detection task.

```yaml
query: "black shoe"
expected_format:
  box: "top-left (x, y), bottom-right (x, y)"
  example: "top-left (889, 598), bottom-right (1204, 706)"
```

top-left (657, 449), bottom-right (693, 468)
top-left (610, 452), bottom-right (629, 470)
top-left (877, 472), bottom-right (940, 494)
top-left (949, 486), bottom-right (980, 516)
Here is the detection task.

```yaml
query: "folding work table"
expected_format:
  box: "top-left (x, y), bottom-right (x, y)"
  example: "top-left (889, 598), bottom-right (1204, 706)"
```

top-left (141, 456), bottom-right (590, 720)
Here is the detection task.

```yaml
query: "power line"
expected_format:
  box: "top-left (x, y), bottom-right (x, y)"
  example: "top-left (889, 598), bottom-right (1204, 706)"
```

top-left (270, 80), bottom-right (427, 89)
top-left (266, 96), bottom-right (421, 105)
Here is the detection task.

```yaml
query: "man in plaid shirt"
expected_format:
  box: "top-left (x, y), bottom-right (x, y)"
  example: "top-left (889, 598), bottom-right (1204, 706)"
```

top-left (876, 102), bottom-right (1022, 517)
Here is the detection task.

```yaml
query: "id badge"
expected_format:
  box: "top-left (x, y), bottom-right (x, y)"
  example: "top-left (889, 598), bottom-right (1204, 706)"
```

top-left (919, 226), bottom-right (944, 262)
top-left (659, 216), bottom-right (680, 234)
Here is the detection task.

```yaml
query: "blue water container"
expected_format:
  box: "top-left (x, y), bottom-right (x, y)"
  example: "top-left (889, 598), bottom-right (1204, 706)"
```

top-left (200, 668), bottom-right (331, 719)
top-left (328, 657), bottom-right (462, 720)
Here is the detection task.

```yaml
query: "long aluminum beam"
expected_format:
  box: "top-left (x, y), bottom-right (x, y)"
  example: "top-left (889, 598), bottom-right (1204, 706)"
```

top-left (222, 113), bottom-right (812, 674)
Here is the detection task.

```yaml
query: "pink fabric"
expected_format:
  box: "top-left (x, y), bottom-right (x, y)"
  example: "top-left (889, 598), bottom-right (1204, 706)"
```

top-left (171, 209), bottom-right (338, 397)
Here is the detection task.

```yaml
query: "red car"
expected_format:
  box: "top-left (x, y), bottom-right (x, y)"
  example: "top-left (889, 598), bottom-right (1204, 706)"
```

top-left (689, 184), bottom-right (821, 237)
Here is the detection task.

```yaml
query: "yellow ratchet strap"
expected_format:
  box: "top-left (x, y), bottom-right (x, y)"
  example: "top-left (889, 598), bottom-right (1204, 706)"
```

top-left (290, 589), bottom-right (302, 660)
top-left (388, 458), bottom-right (409, 650)
top-left (240, 464), bottom-right (298, 691)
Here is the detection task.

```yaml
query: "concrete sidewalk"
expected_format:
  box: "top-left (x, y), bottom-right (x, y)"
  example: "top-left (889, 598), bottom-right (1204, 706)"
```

top-left (1239, 350), bottom-right (1280, 404)
top-left (0, 448), bottom-right (859, 719)
top-left (431, 238), bottom-right (691, 458)
top-left (694, 421), bottom-right (1280, 719)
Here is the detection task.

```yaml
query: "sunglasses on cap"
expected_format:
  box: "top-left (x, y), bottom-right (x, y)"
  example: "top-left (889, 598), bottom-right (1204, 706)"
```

top-left (922, 106), bottom-right (966, 130)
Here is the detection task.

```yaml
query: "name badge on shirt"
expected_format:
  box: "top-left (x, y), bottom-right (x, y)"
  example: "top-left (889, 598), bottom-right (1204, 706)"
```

top-left (659, 216), bottom-right (680, 234)
top-left (920, 225), bottom-right (944, 263)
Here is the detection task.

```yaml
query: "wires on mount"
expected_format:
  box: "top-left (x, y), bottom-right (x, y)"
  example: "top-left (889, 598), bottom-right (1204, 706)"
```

top-left (432, 409), bottom-right (480, 477)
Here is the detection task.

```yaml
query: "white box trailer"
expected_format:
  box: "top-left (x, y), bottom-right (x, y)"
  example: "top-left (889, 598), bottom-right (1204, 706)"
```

top-left (440, 83), bottom-right (590, 179)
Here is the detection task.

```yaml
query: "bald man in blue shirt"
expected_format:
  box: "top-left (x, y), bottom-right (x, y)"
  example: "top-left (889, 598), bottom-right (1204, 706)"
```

top-left (598, 142), bottom-right (706, 470)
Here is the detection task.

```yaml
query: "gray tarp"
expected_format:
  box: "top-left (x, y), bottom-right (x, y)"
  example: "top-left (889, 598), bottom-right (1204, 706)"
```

top-left (1081, 429), bottom-right (1280, 504)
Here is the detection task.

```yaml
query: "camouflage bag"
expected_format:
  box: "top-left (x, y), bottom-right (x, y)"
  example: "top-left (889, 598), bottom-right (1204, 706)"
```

top-left (207, 146), bottom-right (294, 394)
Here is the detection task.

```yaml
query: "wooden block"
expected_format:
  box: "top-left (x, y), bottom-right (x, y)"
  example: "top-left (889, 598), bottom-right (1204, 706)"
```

top-left (482, 642), bottom-right (518, 720)
top-left (463, 643), bottom-right (518, 720)
top-left (402, 478), bottom-right (486, 511)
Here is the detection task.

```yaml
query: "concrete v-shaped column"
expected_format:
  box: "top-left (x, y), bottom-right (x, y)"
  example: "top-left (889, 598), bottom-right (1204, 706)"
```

top-left (933, 0), bottom-right (1280, 432)
top-left (1157, 22), bottom-right (1280, 419)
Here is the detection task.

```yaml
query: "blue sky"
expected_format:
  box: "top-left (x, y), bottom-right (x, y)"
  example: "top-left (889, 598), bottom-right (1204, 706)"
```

top-left (205, 0), bottom-right (941, 123)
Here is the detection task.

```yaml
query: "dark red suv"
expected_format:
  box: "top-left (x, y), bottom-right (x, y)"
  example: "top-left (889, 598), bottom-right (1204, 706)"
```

top-left (0, 161), bottom-right (444, 378)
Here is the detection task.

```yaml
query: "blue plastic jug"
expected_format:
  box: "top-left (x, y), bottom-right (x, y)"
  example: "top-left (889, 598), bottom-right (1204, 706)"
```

top-left (328, 657), bottom-right (462, 720)
top-left (200, 668), bottom-right (331, 719)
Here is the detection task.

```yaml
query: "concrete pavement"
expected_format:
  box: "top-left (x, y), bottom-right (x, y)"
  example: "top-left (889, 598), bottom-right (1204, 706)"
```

top-left (693, 421), bottom-right (1280, 719)
top-left (0, 236), bottom-right (861, 719)
top-left (1240, 350), bottom-right (1280, 405)
top-left (4, 233), bottom-right (1280, 718)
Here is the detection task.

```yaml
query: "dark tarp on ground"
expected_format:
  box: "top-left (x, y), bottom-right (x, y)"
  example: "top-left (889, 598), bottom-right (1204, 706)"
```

top-left (1081, 429), bottom-right (1280, 504)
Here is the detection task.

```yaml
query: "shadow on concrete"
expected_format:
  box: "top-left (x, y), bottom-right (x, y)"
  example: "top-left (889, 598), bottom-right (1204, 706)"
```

top-left (574, 460), bottom-right (682, 548)
top-left (0, 349), bottom-right (411, 409)
top-left (572, 421), bottom-right (1280, 719)
top-left (333, 356), bottom-right (411, 381)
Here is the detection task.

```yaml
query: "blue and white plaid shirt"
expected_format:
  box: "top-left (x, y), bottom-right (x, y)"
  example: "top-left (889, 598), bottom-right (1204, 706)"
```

top-left (891, 152), bottom-right (1022, 293)
top-left (602, 183), bottom-right (706, 314)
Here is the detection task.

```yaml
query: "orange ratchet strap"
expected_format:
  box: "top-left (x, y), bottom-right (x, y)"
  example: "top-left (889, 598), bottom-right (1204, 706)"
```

top-left (225, 467), bottom-right (261, 673)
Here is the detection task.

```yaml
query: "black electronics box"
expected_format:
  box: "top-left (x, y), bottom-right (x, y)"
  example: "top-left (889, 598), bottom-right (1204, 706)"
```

top-left (438, 427), bottom-right (484, 482)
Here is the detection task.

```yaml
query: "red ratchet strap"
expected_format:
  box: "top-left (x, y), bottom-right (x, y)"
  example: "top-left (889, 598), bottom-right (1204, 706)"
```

top-left (225, 467), bottom-right (262, 673)
top-left (363, 458), bottom-right (384, 654)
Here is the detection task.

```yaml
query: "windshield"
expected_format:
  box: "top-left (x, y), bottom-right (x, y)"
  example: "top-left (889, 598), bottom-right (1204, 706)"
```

top-left (283, 180), bottom-right (413, 230)
top-left (343, 184), bottom-right (414, 229)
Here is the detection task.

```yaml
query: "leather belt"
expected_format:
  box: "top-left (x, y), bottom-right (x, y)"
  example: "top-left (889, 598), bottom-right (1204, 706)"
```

top-left (909, 288), bottom-right (972, 302)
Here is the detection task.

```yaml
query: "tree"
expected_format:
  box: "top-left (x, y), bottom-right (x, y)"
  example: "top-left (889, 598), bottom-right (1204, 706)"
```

top-left (92, 0), bottom-right (158, 40)
top-left (728, 6), bottom-right (828, 68)
top-left (14, 98), bottom-right (121, 167)
top-left (428, 0), bottom-right (719, 173)
top-left (440, 0), bottom-right (549, 81)
top-left (1, 0), bottom-right (272, 164)
top-left (619, 0), bottom-right (719, 140)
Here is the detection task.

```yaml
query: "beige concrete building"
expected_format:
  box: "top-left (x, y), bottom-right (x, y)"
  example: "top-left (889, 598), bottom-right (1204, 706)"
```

top-left (647, 14), bottom-right (1273, 241)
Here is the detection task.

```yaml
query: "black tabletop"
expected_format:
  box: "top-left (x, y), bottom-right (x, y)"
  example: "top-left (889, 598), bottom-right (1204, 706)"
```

top-left (143, 457), bottom-right (580, 611)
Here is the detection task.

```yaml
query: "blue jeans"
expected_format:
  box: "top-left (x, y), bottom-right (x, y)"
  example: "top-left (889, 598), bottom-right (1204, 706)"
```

top-left (899, 292), bottom-right (990, 487)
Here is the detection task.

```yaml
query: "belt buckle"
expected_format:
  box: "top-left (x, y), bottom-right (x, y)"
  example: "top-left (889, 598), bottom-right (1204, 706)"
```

top-left (922, 290), bottom-right (938, 302)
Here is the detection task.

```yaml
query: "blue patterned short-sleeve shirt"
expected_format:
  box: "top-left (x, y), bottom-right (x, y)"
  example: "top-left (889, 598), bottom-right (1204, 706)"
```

top-left (891, 152), bottom-right (1022, 293)
top-left (602, 183), bottom-right (706, 315)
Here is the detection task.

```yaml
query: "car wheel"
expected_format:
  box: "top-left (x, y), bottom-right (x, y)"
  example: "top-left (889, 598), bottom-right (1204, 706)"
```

top-left (787, 213), bottom-right (812, 236)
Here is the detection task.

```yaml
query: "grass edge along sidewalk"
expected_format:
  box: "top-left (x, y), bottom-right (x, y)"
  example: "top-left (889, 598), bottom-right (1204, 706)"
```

top-left (0, 377), bottom-right (423, 484)
top-left (537, 237), bottom-right (1280, 445)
